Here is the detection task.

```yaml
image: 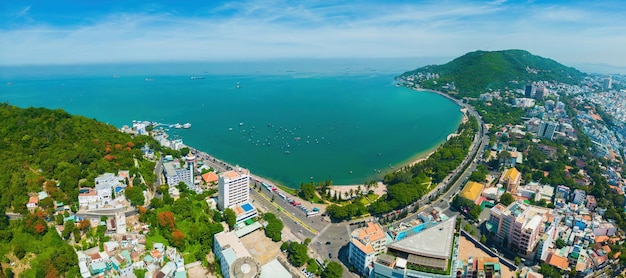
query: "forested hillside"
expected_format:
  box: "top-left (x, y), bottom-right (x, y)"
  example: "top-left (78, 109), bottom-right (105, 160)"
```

top-left (401, 49), bottom-right (585, 97)
top-left (0, 103), bottom-right (158, 213)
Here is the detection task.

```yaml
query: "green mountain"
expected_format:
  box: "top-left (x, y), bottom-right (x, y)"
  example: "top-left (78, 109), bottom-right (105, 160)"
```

top-left (400, 49), bottom-right (585, 97)
top-left (0, 104), bottom-right (159, 277)
top-left (0, 103), bottom-right (159, 213)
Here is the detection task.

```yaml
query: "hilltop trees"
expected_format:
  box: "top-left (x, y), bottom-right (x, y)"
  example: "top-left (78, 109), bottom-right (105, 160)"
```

top-left (125, 186), bottom-right (145, 207)
top-left (0, 104), bottom-right (159, 215)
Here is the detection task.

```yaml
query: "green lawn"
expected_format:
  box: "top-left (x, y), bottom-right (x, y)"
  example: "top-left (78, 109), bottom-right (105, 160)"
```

top-left (146, 230), bottom-right (169, 248)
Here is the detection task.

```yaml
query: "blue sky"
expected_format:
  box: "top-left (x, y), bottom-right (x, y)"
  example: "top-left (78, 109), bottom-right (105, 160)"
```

top-left (1, 0), bottom-right (625, 67)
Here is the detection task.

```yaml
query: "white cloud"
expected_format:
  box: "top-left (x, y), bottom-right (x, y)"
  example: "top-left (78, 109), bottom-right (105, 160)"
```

top-left (0, 1), bottom-right (625, 66)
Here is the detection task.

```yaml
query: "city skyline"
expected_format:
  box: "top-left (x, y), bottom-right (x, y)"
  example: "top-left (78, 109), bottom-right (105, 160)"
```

top-left (1, 0), bottom-right (626, 68)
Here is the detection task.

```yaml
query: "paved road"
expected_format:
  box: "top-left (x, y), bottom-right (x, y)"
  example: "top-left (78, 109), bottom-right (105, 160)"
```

top-left (249, 187), bottom-right (318, 241)
top-left (6, 212), bottom-right (22, 220)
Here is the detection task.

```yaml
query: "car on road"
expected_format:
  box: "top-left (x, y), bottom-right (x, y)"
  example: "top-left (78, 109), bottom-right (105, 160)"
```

top-left (328, 253), bottom-right (332, 258)
top-left (325, 241), bottom-right (331, 245)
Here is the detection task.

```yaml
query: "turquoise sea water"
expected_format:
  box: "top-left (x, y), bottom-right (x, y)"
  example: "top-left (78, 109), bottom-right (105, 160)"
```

top-left (0, 61), bottom-right (462, 187)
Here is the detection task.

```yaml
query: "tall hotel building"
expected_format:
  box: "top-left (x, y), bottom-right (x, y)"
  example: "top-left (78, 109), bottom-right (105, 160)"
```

top-left (489, 201), bottom-right (551, 258)
top-left (218, 167), bottom-right (250, 210)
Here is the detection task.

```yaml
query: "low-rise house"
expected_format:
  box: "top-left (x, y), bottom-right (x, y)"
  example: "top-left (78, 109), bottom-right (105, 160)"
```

top-left (545, 252), bottom-right (569, 271)
top-left (26, 195), bottom-right (39, 209)
top-left (78, 188), bottom-right (99, 206)
top-left (104, 241), bottom-right (119, 255)
top-left (460, 181), bottom-right (485, 204)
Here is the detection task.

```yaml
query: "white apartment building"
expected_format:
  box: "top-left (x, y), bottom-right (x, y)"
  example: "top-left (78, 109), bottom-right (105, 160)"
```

top-left (218, 167), bottom-right (250, 210)
top-left (348, 222), bottom-right (387, 275)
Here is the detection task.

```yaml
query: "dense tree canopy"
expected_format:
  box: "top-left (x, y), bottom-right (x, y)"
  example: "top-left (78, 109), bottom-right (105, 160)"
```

top-left (322, 261), bottom-right (344, 278)
top-left (368, 117), bottom-right (479, 215)
top-left (286, 241), bottom-right (310, 267)
top-left (263, 213), bottom-right (283, 241)
top-left (0, 104), bottom-right (159, 213)
top-left (499, 193), bottom-right (514, 206)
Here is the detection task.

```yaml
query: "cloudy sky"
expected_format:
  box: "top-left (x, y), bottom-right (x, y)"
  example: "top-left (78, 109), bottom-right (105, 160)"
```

top-left (1, 0), bottom-right (625, 67)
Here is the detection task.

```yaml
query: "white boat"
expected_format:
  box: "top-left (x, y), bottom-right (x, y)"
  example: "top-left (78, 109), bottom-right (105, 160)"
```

top-left (183, 123), bottom-right (191, 129)
top-left (239, 122), bottom-right (244, 126)
top-left (174, 123), bottom-right (182, 129)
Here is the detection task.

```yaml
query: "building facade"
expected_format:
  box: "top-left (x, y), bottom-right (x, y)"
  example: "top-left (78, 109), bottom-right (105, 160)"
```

top-left (213, 231), bottom-right (261, 278)
top-left (489, 201), bottom-right (551, 258)
top-left (348, 222), bottom-right (387, 275)
top-left (218, 167), bottom-right (251, 210)
top-left (538, 121), bottom-right (558, 140)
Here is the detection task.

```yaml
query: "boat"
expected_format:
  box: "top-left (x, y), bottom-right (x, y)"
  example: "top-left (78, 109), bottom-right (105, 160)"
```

top-left (174, 123), bottom-right (182, 129)
top-left (183, 123), bottom-right (191, 129)
top-left (145, 78), bottom-right (154, 82)
top-left (228, 128), bottom-right (233, 131)
top-left (236, 82), bottom-right (241, 89)
top-left (349, 171), bottom-right (353, 174)
top-left (284, 151), bottom-right (290, 154)
top-left (239, 122), bottom-right (244, 126)
top-left (190, 76), bottom-right (205, 80)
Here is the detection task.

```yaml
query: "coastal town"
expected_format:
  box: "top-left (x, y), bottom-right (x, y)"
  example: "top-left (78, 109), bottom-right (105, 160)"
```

top-left (3, 55), bottom-right (626, 278)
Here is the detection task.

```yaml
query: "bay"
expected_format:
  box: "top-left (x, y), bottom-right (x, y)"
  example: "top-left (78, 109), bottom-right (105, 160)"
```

top-left (0, 61), bottom-right (462, 187)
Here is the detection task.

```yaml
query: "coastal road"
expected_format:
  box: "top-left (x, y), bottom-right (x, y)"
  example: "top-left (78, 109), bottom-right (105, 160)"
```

top-left (249, 187), bottom-right (317, 240)
top-left (386, 97), bottom-right (489, 227)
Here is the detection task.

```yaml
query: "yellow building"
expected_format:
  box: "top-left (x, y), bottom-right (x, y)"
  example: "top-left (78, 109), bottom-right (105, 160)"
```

top-left (460, 181), bottom-right (485, 203)
top-left (500, 168), bottom-right (521, 193)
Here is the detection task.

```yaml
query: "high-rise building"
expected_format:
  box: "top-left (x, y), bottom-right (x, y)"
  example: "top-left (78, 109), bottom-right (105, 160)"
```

top-left (603, 77), bottom-right (612, 90)
top-left (348, 222), bottom-right (387, 276)
top-left (185, 152), bottom-right (196, 189)
top-left (489, 201), bottom-right (551, 258)
top-left (525, 84), bottom-right (536, 98)
top-left (534, 86), bottom-right (547, 100)
top-left (538, 121), bottom-right (558, 140)
top-left (218, 167), bottom-right (250, 210)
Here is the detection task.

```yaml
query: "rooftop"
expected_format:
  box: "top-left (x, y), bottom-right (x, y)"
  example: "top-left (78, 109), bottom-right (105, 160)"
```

top-left (388, 215), bottom-right (456, 260)
top-left (460, 181), bottom-right (484, 202)
top-left (502, 167), bottom-right (521, 182)
top-left (215, 231), bottom-right (252, 265)
top-left (260, 259), bottom-right (291, 278)
top-left (350, 222), bottom-right (386, 254)
top-left (546, 252), bottom-right (569, 270)
top-left (202, 172), bottom-right (218, 183)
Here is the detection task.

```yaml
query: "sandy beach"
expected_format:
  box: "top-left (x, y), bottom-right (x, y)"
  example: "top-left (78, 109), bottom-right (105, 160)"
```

top-left (329, 181), bottom-right (387, 199)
